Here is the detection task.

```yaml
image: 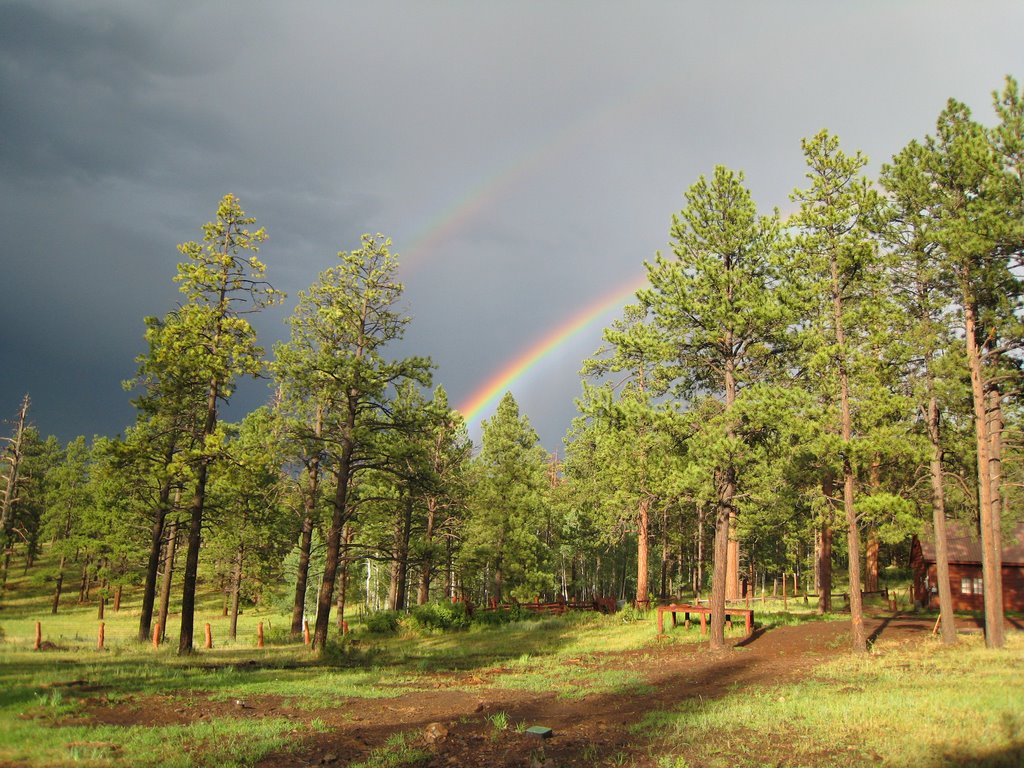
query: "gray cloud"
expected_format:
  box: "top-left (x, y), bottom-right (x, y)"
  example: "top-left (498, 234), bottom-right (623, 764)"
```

top-left (1, 0), bottom-right (1022, 449)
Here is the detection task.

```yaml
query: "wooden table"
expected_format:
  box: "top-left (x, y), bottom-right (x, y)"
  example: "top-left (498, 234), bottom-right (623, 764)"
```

top-left (656, 602), bottom-right (754, 636)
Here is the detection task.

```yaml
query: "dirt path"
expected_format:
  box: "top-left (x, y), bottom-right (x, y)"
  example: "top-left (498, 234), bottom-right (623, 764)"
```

top-left (75, 615), bottom-right (975, 767)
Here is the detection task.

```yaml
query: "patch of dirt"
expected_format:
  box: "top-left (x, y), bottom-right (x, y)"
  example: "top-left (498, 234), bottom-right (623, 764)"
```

top-left (61, 615), bottom-right (975, 767)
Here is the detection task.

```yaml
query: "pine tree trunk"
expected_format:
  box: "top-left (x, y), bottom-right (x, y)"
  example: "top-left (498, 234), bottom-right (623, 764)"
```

top-left (52, 554), bottom-right (66, 614)
top-left (986, 386), bottom-right (1006, 619)
top-left (964, 299), bottom-right (1004, 648)
top-left (635, 496), bottom-right (651, 607)
top-left (709, 487), bottom-right (731, 649)
top-left (388, 493), bottom-right (413, 611)
top-left (865, 457), bottom-right (881, 593)
top-left (0, 395), bottom-right (29, 552)
top-left (726, 516), bottom-right (740, 600)
top-left (418, 500), bottom-right (437, 605)
top-left (831, 253), bottom-right (865, 652)
top-left (313, 432), bottom-right (354, 650)
top-left (290, 513), bottom-right (315, 636)
top-left (696, 504), bottom-right (705, 596)
top-left (724, 354), bottom-right (741, 601)
top-left (337, 524), bottom-right (353, 628)
top-left (865, 530), bottom-right (880, 593)
top-left (659, 508), bottom-right (670, 600)
top-left (138, 472), bottom-right (173, 642)
top-left (818, 477), bottom-right (834, 616)
top-left (291, 406), bottom-right (322, 636)
top-left (229, 541), bottom-right (243, 639)
top-left (157, 519), bottom-right (179, 642)
top-left (927, 391), bottom-right (957, 645)
top-left (79, 560), bottom-right (90, 603)
top-left (178, 458), bottom-right (209, 654)
top-left (179, 369), bottom-right (220, 655)
top-left (445, 532), bottom-right (454, 600)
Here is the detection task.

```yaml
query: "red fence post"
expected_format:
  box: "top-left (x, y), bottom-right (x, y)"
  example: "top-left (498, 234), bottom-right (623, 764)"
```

top-left (303, 620), bottom-right (310, 645)
top-left (153, 622), bottom-right (161, 649)
top-left (257, 622), bottom-right (264, 648)
top-left (204, 623), bottom-right (213, 649)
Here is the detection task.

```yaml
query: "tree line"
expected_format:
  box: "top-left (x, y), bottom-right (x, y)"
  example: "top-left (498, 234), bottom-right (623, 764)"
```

top-left (1, 77), bottom-right (1021, 654)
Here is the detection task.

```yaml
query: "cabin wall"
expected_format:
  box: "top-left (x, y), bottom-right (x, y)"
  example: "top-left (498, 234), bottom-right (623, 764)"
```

top-left (922, 562), bottom-right (1024, 611)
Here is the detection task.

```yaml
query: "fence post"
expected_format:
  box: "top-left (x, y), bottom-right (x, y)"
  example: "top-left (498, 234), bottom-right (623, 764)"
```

top-left (204, 623), bottom-right (213, 649)
top-left (34, 621), bottom-right (42, 651)
top-left (303, 620), bottom-right (310, 645)
top-left (152, 622), bottom-right (161, 649)
top-left (97, 622), bottom-right (105, 650)
top-left (257, 621), bottom-right (264, 648)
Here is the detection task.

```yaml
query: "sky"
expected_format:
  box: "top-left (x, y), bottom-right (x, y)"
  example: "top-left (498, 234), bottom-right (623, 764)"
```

top-left (2, 2), bottom-right (1022, 452)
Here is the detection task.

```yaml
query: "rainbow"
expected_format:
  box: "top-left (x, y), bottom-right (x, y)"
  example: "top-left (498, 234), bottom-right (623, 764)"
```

top-left (456, 273), bottom-right (648, 426)
top-left (392, 80), bottom-right (677, 427)
top-left (399, 78), bottom-right (676, 270)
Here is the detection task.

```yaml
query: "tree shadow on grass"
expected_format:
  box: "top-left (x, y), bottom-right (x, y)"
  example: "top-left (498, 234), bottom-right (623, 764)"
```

top-left (929, 740), bottom-right (1024, 767)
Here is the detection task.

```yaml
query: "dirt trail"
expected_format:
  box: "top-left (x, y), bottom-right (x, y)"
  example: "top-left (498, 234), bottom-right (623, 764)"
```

top-left (251, 615), bottom-right (954, 767)
top-left (73, 615), bottom-right (978, 767)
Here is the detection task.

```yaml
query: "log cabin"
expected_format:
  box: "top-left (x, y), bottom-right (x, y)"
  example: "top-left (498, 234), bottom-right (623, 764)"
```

top-left (911, 520), bottom-right (1024, 611)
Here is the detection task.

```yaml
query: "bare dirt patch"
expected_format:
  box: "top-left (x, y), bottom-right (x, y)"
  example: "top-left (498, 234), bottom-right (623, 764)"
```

top-left (63, 615), bottom-right (979, 767)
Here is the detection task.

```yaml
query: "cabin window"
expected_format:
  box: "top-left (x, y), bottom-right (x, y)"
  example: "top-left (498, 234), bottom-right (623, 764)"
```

top-left (960, 577), bottom-right (983, 595)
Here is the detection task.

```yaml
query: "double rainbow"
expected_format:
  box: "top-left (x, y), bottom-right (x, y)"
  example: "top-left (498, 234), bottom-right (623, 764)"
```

top-left (396, 80), bottom-right (673, 428)
top-left (456, 273), bottom-right (647, 425)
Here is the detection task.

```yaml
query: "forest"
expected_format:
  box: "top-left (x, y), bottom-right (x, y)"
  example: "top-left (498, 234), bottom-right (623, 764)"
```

top-left (2, 76), bottom-right (1022, 659)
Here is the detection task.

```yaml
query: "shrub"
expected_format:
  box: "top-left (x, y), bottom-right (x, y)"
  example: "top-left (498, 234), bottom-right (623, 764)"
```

top-left (410, 601), bottom-right (471, 631)
top-left (364, 610), bottom-right (400, 634)
top-left (471, 604), bottom-right (533, 627)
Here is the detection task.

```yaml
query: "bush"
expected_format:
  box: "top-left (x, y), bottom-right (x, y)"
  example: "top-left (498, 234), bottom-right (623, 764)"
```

top-left (617, 604), bottom-right (653, 623)
top-left (471, 604), bottom-right (533, 627)
top-left (410, 601), bottom-right (471, 631)
top-left (364, 610), bottom-right (400, 634)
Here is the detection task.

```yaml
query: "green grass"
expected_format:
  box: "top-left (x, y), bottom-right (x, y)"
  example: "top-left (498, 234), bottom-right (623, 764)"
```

top-left (635, 633), bottom-right (1024, 767)
top-left (348, 730), bottom-right (430, 768)
top-left (4, 546), bottom-right (1021, 767)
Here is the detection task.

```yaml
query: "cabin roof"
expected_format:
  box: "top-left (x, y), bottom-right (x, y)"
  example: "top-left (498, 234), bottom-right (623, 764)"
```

top-left (917, 520), bottom-right (1024, 567)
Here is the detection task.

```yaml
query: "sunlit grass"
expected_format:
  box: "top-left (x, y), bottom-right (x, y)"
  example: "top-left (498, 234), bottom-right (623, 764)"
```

top-left (636, 633), bottom-right (1024, 768)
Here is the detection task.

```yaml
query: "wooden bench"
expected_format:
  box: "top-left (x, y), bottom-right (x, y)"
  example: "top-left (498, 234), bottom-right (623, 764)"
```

top-left (656, 602), bottom-right (754, 637)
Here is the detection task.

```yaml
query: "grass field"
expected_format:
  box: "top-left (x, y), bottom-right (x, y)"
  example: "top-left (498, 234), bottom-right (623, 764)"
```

top-left (1, 549), bottom-right (1022, 767)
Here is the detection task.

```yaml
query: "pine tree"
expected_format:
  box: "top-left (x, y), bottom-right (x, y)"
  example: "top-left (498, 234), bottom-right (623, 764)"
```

top-left (169, 194), bottom-right (282, 654)
top-left (788, 131), bottom-right (886, 652)
top-left (641, 166), bottom-right (789, 648)
top-left (464, 393), bottom-right (550, 603)
top-left (273, 234), bottom-right (430, 650)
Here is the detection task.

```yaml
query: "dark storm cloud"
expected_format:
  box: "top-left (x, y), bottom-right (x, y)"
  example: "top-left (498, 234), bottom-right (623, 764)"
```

top-left (0, 2), bottom-right (228, 184)
top-left (1, 1), bottom-right (1023, 449)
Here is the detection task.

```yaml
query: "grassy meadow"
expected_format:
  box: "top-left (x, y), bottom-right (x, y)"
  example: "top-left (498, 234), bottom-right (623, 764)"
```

top-left (0, 549), bottom-right (1022, 767)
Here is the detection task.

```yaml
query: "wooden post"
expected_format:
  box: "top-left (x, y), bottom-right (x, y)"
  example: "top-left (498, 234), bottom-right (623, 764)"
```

top-left (153, 621), bottom-right (161, 649)
top-left (303, 620), bottom-right (310, 645)
top-left (257, 621), bottom-right (264, 648)
top-left (204, 623), bottom-right (212, 649)
top-left (97, 622), bottom-right (105, 650)
top-left (34, 621), bottom-right (42, 651)
top-left (342, 620), bottom-right (349, 635)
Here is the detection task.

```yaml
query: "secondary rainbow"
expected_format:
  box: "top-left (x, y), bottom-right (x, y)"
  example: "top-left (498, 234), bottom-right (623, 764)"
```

top-left (457, 273), bottom-right (648, 426)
